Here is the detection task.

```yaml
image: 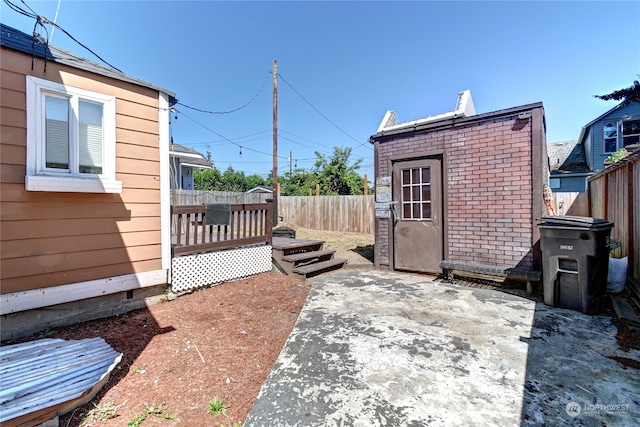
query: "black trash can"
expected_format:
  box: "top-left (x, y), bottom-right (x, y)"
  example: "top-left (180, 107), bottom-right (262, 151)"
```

top-left (272, 226), bottom-right (296, 239)
top-left (537, 216), bottom-right (614, 314)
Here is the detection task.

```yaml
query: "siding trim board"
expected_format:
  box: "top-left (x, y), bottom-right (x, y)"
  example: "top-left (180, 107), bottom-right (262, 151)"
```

top-left (159, 92), bottom-right (171, 271)
top-left (0, 269), bottom-right (168, 315)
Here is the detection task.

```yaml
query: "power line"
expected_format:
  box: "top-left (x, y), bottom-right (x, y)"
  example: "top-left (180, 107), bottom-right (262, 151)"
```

top-left (277, 134), bottom-right (332, 156)
top-left (277, 72), bottom-right (373, 151)
top-left (4, 0), bottom-right (123, 72)
top-left (174, 129), bottom-right (272, 147)
top-left (175, 109), bottom-right (290, 161)
top-left (279, 128), bottom-right (335, 150)
top-left (177, 69), bottom-right (271, 114)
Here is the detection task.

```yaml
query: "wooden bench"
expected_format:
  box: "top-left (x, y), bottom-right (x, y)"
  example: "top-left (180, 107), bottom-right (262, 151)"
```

top-left (439, 260), bottom-right (541, 293)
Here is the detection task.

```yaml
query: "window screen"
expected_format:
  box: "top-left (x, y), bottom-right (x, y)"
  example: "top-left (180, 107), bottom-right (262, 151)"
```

top-left (79, 100), bottom-right (104, 174)
top-left (45, 96), bottom-right (69, 169)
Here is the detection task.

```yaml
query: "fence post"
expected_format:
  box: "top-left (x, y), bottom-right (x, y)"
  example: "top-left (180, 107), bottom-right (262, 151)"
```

top-left (266, 198), bottom-right (274, 244)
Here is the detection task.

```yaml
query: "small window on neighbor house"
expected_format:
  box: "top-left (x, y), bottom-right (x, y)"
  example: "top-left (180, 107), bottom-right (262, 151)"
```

top-left (400, 166), bottom-right (432, 220)
top-left (603, 122), bottom-right (618, 153)
top-left (622, 119), bottom-right (640, 147)
top-left (549, 178), bottom-right (560, 189)
top-left (25, 76), bottom-right (121, 193)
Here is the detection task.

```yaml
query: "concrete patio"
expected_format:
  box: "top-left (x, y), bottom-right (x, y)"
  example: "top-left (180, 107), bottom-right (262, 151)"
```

top-left (246, 269), bottom-right (640, 426)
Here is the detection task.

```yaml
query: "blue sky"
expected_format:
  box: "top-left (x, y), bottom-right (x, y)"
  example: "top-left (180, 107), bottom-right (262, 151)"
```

top-left (2, 1), bottom-right (639, 180)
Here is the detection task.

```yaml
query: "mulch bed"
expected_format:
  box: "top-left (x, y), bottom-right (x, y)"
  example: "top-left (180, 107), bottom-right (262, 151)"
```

top-left (3, 272), bottom-right (310, 427)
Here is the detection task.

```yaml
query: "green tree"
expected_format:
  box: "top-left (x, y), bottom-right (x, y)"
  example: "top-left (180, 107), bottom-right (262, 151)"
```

top-left (595, 80), bottom-right (640, 105)
top-left (279, 168), bottom-right (320, 196)
top-left (194, 167), bottom-right (267, 191)
top-left (194, 167), bottom-right (222, 190)
top-left (312, 146), bottom-right (364, 195)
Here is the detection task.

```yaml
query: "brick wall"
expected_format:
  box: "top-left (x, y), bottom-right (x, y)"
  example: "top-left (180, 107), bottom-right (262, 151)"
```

top-left (374, 105), bottom-right (545, 271)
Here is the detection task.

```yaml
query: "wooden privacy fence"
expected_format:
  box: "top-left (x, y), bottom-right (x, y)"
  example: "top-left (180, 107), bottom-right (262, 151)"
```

top-left (171, 189), bottom-right (271, 205)
top-left (588, 148), bottom-right (639, 283)
top-left (171, 201), bottom-right (273, 257)
top-left (172, 191), bottom-right (376, 234)
top-left (278, 195), bottom-right (375, 234)
top-left (550, 192), bottom-right (588, 217)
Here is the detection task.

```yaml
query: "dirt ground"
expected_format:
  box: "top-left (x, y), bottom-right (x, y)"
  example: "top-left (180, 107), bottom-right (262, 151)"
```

top-left (2, 227), bottom-right (373, 427)
top-left (5, 227), bottom-right (638, 426)
top-left (281, 224), bottom-right (375, 266)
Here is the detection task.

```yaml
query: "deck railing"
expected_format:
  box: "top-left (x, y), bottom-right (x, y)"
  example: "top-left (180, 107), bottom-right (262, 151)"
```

top-left (171, 200), bottom-right (273, 257)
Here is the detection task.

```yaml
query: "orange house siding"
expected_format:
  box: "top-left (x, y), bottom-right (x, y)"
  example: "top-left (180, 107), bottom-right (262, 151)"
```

top-left (0, 48), bottom-right (164, 294)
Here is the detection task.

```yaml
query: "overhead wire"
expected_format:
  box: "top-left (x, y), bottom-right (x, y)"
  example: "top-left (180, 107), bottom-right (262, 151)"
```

top-left (277, 72), bottom-right (373, 151)
top-left (5, 0), bottom-right (123, 72)
top-left (175, 109), bottom-right (290, 161)
top-left (6, 2), bottom-right (375, 181)
top-left (177, 69), bottom-right (271, 114)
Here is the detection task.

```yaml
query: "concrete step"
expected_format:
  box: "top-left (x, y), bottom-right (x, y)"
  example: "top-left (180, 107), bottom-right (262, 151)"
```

top-left (293, 258), bottom-right (347, 279)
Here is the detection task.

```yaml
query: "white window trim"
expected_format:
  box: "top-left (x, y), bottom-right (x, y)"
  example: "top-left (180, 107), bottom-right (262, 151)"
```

top-left (25, 75), bottom-right (122, 193)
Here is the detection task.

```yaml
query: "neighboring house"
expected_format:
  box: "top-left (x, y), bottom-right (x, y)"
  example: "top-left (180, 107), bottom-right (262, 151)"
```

top-left (169, 143), bottom-right (212, 190)
top-left (246, 185), bottom-right (273, 194)
top-left (578, 100), bottom-right (640, 173)
top-left (369, 90), bottom-right (548, 276)
top-left (0, 24), bottom-right (176, 339)
top-left (546, 140), bottom-right (592, 192)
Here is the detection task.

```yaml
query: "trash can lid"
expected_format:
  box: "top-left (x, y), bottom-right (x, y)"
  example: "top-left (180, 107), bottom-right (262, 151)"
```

top-left (537, 216), bottom-right (614, 229)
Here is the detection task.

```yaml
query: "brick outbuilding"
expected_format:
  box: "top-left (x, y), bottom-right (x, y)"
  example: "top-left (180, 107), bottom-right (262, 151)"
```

top-left (369, 91), bottom-right (549, 278)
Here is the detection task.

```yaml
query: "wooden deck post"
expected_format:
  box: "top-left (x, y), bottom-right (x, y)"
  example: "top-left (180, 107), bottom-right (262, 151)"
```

top-left (266, 199), bottom-right (274, 244)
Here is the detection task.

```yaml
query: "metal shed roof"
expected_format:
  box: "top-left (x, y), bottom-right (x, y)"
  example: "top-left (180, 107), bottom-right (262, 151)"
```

top-left (0, 338), bottom-right (122, 425)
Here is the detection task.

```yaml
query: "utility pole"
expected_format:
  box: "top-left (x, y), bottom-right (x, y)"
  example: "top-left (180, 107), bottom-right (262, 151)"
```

top-left (289, 150), bottom-right (292, 175)
top-left (272, 59), bottom-right (278, 226)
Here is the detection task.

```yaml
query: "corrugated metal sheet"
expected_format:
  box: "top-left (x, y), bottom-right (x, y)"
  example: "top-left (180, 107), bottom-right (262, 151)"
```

top-left (0, 338), bottom-right (122, 424)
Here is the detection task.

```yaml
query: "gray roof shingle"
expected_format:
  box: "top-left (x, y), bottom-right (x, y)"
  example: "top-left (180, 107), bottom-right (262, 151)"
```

top-left (547, 140), bottom-right (590, 174)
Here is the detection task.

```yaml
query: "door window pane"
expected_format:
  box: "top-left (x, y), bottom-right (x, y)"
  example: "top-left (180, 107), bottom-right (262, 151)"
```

top-left (412, 203), bottom-right (420, 218)
top-left (422, 168), bottom-right (431, 183)
top-left (45, 96), bottom-right (69, 169)
top-left (422, 185), bottom-right (431, 201)
top-left (400, 166), bottom-right (433, 220)
top-left (403, 187), bottom-right (411, 200)
top-left (402, 169), bottom-right (410, 185)
top-left (411, 169), bottom-right (420, 184)
top-left (412, 186), bottom-right (420, 200)
top-left (422, 203), bottom-right (432, 218)
top-left (403, 204), bottom-right (411, 218)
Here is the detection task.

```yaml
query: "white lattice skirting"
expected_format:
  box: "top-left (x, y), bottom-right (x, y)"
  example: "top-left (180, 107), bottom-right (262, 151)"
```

top-left (171, 245), bottom-right (273, 293)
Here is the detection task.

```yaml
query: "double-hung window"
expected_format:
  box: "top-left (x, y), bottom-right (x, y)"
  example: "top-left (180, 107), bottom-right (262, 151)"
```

top-left (603, 117), bottom-right (640, 154)
top-left (25, 76), bottom-right (121, 193)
